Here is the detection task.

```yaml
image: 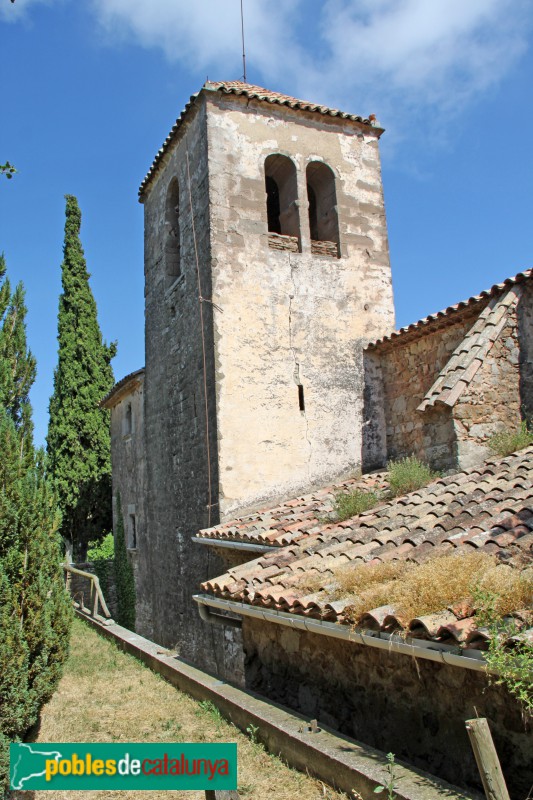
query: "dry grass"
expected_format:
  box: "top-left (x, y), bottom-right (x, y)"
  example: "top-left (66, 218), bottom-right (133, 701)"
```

top-left (303, 552), bottom-right (533, 624)
top-left (13, 617), bottom-right (348, 800)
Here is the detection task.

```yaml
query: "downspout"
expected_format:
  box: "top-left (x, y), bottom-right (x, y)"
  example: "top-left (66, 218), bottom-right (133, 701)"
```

top-left (197, 600), bottom-right (242, 629)
top-left (193, 593), bottom-right (491, 673)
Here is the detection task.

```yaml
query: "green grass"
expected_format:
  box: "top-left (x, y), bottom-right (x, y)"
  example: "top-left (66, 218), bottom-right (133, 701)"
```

top-left (387, 456), bottom-right (439, 497)
top-left (29, 617), bottom-right (349, 800)
top-left (330, 457), bottom-right (440, 523)
top-left (487, 421), bottom-right (533, 457)
top-left (333, 489), bottom-right (380, 522)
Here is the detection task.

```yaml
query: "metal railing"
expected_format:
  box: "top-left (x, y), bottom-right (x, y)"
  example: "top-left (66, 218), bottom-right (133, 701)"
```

top-left (63, 564), bottom-right (114, 624)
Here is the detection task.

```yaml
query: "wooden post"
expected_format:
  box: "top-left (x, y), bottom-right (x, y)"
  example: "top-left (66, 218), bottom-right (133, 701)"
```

top-left (465, 718), bottom-right (511, 800)
top-left (92, 580), bottom-right (99, 618)
top-left (204, 790), bottom-right (240, 800)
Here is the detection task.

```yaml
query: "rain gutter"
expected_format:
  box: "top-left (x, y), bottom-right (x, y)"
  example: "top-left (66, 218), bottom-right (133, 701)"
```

top-left (193, 594), bottom-right (491, 673)
top-left (192, 537), bottom-right (277, 554)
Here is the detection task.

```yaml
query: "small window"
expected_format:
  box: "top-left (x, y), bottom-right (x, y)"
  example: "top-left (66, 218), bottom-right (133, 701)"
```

top-left (306, 161), bottom-right (340, 258)
top-left (165, 178), bottom-right (181, 279)
top-left (122, 402), bottom-right (133, 437)
top-left (264, 154), bottom-right (300, 251)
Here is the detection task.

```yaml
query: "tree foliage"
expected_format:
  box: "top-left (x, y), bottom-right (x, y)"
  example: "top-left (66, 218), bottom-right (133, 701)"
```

top-left (0, 162), bottom-right (16, 180)
top-left (0, 259), bottom-right (71, 795)
top-left (114, 494), bottom-right (136, 631)
top-left (0, 254), bottom-right (36, 465)
top-left (47, 195), bottom-right (116, 559)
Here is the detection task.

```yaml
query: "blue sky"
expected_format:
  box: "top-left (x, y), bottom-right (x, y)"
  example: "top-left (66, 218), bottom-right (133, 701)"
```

top-left (1, 0), bottom-right (532, 446)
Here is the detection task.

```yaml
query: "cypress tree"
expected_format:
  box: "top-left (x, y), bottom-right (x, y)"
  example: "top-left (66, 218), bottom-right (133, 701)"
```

top-left (0, 258), bottom-right (71, 794)
top-left (0, 254), bottom-right (37, 465)
top-left (47, 195), bottom-right (116, 560)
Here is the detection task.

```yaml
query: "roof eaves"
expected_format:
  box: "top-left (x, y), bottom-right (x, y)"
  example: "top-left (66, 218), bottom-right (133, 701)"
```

top-left (138, 90), bottom-right (202, 201)
top-left (366, 268), bottom-right (532, 353)
top-left (100, 367), bottom-right (145, 409)
top-left (139, 80), bottom-right (381, 200)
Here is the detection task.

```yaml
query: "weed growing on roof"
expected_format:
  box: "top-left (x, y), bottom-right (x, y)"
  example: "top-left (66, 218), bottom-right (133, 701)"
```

top-left (313, 552), bottom-right (533, 625)
top-left (387, 456), bottom-right (439, 497)
top-left (488, 421), bottom-right (533, 457)
top-left (325, 461), bottom-right (437, 526)
top-left (473, 588), bottom-right (533, 717)
top-left (333, 489), bottom-right (380, 522)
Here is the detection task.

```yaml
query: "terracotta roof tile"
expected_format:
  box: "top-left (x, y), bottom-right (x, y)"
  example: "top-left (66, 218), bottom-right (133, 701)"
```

top-left (366, 269), bottom-right (532, 352)
top-left (418, 288), bottom-right (521, 413)
top-left (197, 471), bottom-right (388, 546)
top-left (200, 446), bottom-right (533, 650)
top-left (139, 80), bottom-right (378, 199)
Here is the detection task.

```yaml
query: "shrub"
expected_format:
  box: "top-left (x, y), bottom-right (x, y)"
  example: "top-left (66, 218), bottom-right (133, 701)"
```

top-left (87, 532), bottom-right (114, 599)
top-left (487, 421), bottom-right (533, 458)
top-left (0, 417), bottom-right (72, 794)
top-left (474, 587), bottom-right (533, 717)
top-left (114, 494), bottom-right (136, 631)
top-left (333, 489), bottom-right (379, 522)
top-left (387, 456), bottom-right (439, 497)
top-left (87, 533), bottom-right (114, 561)
top-left (0, 257), bottom-right (71, 794)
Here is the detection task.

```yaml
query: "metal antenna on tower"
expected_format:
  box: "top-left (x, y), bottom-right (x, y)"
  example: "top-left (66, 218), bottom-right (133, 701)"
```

top-left (240, 0), bottom-right (247, 82)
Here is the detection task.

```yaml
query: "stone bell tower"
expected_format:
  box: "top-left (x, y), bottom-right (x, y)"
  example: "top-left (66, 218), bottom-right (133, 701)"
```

top-left (137, 81), bottom-right (395, 673)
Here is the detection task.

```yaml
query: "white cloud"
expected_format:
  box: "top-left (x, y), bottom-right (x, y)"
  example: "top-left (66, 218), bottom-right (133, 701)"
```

top-left (82, 0), bottom-right (533, 144)
top-left (91, 0), bottom-right (309, 80)
top-left (307, 0), bottom-right (529, 113)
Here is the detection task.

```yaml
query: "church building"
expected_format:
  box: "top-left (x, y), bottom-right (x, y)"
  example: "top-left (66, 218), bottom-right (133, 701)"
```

top-left (103, 80), bottom-right (396, 674)
top-left (100, 81), bottom-right (533, 796)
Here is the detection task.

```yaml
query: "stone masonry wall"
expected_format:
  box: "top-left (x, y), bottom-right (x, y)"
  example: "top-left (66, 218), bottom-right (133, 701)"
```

top-left (454, 316), bottom-right (522, 468)
top-left (376, 314), bottom-right (478, 469)
top-left (370, 288), bottom-right (532, 472)
top-left (242, 618), bottom-right (532, 799)
top-left (206, 93), bottom-right (395, 519)
top-left (108, 378), bottom-right (150, 636)
top-left (141, 99), bottom-right (242, 681)
top-left (518, 280), bottom-right (533, 421)
top-left (362, 348), bottom-right (388, 471)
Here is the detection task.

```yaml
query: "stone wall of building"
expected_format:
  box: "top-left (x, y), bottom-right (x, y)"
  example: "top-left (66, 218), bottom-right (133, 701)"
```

top-left (371, 314), bottom-right (477, 469)
top-left (141, 98), bottom-right (240, 680)
top-left (365, 294), bottom-right (530, 472)
top-left (361, 348), bottom-right (388, 471)
top-left (518, 280), bottom-right (533, 421)
top-left (139, 88), bottom-right (396, 675)
top-left (242, 618), bottom-right (532, 799)
top-left (206, 92), bottom-right (395, 519)
top-left (106, 373), bottom-right (151, 636)
top-left (454, 317), bottom-right (522, 468)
